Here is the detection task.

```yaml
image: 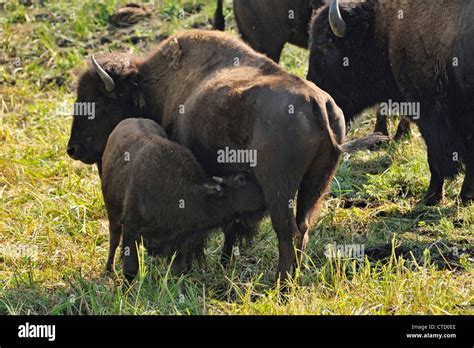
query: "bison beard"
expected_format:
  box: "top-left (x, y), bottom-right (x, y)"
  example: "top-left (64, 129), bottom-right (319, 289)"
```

top-left (308, 0), bottom-right (474, 205)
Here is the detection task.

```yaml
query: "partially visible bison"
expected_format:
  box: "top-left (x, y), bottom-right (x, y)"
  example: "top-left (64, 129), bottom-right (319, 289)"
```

top-left (101, 118), bottom-right (265, 281)
top-left (308, 0), bottom-right (474, 204)
top-left (214, 0), bottom-right (333, 62)
top-left (214, 0), bottom-right (410, 139)
top-left (214, 0), bottom-right (315, 62)
top-left (68, 29), bottom-right (347, 282)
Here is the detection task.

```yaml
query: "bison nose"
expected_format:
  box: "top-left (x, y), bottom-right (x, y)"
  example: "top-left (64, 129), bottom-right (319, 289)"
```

top-left (67, 144), bottom-right (80, 159)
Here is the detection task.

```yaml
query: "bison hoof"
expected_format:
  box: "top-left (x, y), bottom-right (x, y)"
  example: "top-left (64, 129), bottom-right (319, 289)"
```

top-left (220, 253), bottom-right (232, 268)
top-left (373, 126), bottom-right (389, 137)
top-left (123, 272), bottom-right (137, 284)
top-left (393, 129), bottom-right (411, 141)
top-left (460, 193), bottom-right (474, 205)
top-left (422, 192), bottom-right (443, 206)
top-left (104, 265), bottom-right (115, 276)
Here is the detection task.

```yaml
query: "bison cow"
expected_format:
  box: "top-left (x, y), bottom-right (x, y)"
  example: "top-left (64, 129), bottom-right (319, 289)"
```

top-left (102, 118), bottom-right (265, 282)
top-left (214, 0), bottom-right (410, 139)
top-left (308, 0), bottom-right (474, 205)
top-left (68, 29), bottom-right (347, 282)
top-left (67, 30), bottom-right (389, 282)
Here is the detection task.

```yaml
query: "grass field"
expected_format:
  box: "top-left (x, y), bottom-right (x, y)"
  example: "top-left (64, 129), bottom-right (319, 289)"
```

top-left (0, 0), bottom-right (472, 315)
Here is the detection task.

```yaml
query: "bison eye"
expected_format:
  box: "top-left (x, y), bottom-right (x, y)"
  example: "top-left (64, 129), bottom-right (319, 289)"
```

top-left (234, 175), bottom-right (247, 186)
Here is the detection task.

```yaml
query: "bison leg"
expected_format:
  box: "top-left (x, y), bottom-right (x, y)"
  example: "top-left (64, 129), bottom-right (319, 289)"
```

top-left (296, 144), bottom-right (340, 266)
top-left (105, 218), bottom-right (122, 273)
top-left (393, 116), bottom-right (412, 141)
top-left (460, 166), bottom-right (474, 204)
top-left (373, 107), bottom-right (389, 136)
top-left (239, 29), bottom-right (286, 63)
top-left (374, 109), bottom-right (411, 140)
top-left (233, 5), bottom-right (287, 63)
top-left (221, 218), bottom-right (261, 266)
top-left (221, 226), bottom-right (237, 267)
top-left (170, 250), bottom-right (188, 276)
top-left (271, 201), bottom-right (298, 284)
top-left (122, 223), bottom-right (140, 283)
top-left (423, 151), bottom-right (445, 206)
top-left (213, 0), bottom-right (225, 31)
top-left (261, 42), bottom-right (286, 64)
top-left (256, 177), bottom-right (300, 283)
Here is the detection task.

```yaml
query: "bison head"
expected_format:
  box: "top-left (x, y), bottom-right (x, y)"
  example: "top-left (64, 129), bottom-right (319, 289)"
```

top-left (308, 0), bottom-right (399, 121)
top-left (213, 173), bottom-right (265, 213)
top-left (67, 54), bottom-right (143, 164)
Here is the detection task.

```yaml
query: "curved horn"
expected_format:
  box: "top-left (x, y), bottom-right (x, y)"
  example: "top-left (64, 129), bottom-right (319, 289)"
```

top-left (329, 0), bottom-right (347, 38)
top-left (212, 176), bottom-right (224, 184)
top-left (91, 55), bottom-right (115, 92)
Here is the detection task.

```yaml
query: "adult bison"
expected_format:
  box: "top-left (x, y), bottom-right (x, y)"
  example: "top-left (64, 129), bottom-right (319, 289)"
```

top-left (67, 29), bottom-right (347, 282)
top-left (308, 0), bottom-right (474, 205)
top-left (214, 0), bottom-right (410, 139)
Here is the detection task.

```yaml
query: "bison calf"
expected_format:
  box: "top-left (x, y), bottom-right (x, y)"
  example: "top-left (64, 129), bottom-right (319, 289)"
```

top-left (101, 118), bottom-right (265, 282)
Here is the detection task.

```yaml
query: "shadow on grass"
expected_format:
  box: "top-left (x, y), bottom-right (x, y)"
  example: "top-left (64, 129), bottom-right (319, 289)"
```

top-left (365, 241), bottom-right (470, 271)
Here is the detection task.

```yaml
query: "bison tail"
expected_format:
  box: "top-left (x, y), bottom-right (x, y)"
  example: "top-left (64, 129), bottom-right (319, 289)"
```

top-left (214, 0), bottom-right (225, 31)
top-left (339, 133), bottom-right (391, 154)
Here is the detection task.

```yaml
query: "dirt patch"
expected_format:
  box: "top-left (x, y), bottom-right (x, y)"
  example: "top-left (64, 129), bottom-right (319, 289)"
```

top-left (110, 4), bottom-right (151, 28)
top-left (340, 198), bottom-right (372, 209)
top-left (183, 3), bottom-right (205, 15)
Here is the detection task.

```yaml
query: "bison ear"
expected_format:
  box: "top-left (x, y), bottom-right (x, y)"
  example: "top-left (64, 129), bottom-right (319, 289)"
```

top-left (161, 38), bottom-right (182, 69)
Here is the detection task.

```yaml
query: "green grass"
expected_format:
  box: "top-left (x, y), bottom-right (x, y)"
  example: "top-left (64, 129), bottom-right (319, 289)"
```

top-left (0, 0), bottom-right (472, 315)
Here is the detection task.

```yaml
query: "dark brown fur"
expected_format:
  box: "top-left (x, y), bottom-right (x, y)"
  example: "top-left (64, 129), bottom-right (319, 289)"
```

top-left (308, 0), bottom-right (474, 204)
top-left (214, 0), bottom-right (325, 62)
top-left (214, 0), bottom-right (409, 138)
top-left (101, 118), bottom-right (265, 281)
top-left (68, 30), bottom-right (345, 282)
top-left (233, 0), bottom-right (313, 62)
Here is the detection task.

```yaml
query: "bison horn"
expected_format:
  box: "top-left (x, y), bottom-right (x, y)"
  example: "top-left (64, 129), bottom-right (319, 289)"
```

top-left (329, 0), bottom-right (347, 38)
top-left (212, 176), bottom-right (224, 184)
top-left (91, 55), bottom-right (115, 92)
